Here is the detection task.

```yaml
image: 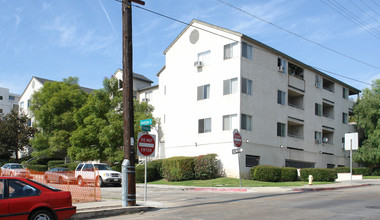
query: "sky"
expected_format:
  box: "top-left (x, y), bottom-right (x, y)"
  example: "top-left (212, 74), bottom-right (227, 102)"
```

top-left (1, 0), bottom-right (380, 95)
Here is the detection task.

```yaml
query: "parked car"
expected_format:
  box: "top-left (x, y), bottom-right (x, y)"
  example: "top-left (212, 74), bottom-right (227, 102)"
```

top-left (75, 162), bottom-right (121, 187)
top-left (0, 177), bottom-right (76, 220)
top-left (0, 163), bottom-right (30, 178)
top-left (44, 167), bottom-right (76, 184)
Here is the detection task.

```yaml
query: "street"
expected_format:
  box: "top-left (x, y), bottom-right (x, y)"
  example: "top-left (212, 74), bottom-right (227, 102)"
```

top-left (97, 183), bottom-right (380, 219)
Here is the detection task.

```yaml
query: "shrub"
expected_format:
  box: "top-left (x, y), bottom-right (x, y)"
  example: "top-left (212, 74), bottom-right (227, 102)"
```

top-left (25, 164), bottom-right (48, 172)
top-left (300, 168), bottom-right (337, 182)
top-left (162, 157), bottom-right (194, 181)
top-left (354, 167), bottom-right (371, 176)
top-left (149, 159), bottom-right (163, 178)
top-left (194, 154), bottom-right (218, 180)
top-left (48, 160), bottom-right (65, 168)
top-left (334, 167), bottom-right (350, 173)
top-left (280, 167), bottom-right (298, 182)
top-left (371, 168), bottom-right (380, 176)
top-left (135, 165), bottom-right (160, 183)
top-left (251, 165), bottom-right (281, 182)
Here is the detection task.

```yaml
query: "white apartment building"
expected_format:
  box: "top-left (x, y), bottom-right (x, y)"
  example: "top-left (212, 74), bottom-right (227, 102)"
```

top-left (0, 87), bottom-right (20, 115)
top-left (156, 19), bottom-right (360, 178)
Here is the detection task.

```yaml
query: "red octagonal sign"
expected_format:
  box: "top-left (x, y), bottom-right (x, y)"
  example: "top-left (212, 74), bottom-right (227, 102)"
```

top-left (137, 133), bottom-right (156, 157)
top-left (233, 130), bottom-right (242, 148)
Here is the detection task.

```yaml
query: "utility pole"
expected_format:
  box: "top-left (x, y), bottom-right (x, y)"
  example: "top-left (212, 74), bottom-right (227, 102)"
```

top-left (121, 0), bottom-right (144, 207)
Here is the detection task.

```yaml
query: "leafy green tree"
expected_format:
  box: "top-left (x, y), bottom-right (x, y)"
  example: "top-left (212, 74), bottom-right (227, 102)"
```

top-left (0, 111), bottom-right (36, 160)
top-left (69, 77), bottom-right (155, 164)
top-left (353, 79), bottom-right (380, 167)
top-left (30, 77), bottom-right (88, 160)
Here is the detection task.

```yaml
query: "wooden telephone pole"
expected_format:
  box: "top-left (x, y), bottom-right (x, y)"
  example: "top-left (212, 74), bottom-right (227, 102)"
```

top-left (122, 0), bottom-right (144, 206)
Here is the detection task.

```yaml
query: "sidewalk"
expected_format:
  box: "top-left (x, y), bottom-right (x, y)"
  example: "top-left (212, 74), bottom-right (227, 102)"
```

top-left (71, 179), bottom-right (380, 219)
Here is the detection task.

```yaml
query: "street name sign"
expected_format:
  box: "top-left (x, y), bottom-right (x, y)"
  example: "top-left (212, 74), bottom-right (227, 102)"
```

top-left (140, 118), bottom-right (152, 126)
top-left (137, 133), bottom-right (156, 157)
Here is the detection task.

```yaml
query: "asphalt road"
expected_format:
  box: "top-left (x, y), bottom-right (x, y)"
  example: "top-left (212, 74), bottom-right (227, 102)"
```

top-left (97, 184), bottom-right (380, 220)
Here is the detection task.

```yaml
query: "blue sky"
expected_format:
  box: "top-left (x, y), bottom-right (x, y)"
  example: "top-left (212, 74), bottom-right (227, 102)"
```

top-left (1, 0), bottom-right (379, 95)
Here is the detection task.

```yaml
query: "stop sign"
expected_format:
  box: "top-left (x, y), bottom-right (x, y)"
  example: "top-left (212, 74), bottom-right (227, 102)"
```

top-left (233, 129), bottom-right (242, 148)
top-left (137, 133), bottom-right (156, 157)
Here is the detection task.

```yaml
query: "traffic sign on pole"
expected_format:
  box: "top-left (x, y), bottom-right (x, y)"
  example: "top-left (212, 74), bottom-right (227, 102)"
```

top-left (233, 129), bottom-right (242, 148)
top-left (137, 133), bottom-right (156, 157)
top-left (140, 119), bottom-right (152, 126)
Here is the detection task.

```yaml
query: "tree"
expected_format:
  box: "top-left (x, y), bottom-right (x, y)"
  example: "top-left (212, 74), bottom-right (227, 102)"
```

top-left (353, 79), bottom-right (380, 167)
top-left (30, 77), bottom-right (88, 160)
top-left (0, 111), bottom-right (36, 160)
top-left (68, 77), bottom-right (155, 164)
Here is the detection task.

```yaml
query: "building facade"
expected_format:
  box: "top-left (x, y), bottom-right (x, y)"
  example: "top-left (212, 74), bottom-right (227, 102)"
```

top-left (156, 20), bottom-right (360, 177)
top-left (0, 87), bottom-right (20, 115)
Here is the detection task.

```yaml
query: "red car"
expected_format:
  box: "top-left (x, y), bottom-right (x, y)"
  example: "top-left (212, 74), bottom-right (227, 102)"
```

top-left (0, 177), bottom-right (76, 220)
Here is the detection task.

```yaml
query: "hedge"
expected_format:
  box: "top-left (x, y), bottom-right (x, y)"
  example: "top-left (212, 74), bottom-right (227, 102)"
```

top-left (300, 168), bottom-right (337, 182)
top-left (47, 160), bottom-right (65, 168)
top-left (251, 165), bottom-right (281, 182)
top-left (136, 165), bottom-right (161, 183)
top-left (194, 154), bottom-right (218, 180)
top-left (25, 164), bottom-right (48, 172)
top-left (280, 167), bottom-right (298, 182)
top-left (162, 157), bottom-right (194, 181)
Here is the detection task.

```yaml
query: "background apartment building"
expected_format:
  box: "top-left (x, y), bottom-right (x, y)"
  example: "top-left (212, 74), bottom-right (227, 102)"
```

top-left (156, 20), bottom-right (360, 177)
top-left (0, 87), bottom-right (20, 115)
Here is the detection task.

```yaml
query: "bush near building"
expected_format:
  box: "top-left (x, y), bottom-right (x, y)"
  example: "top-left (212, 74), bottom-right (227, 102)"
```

top-left (162, 157), bottom-right (195, 182)
top-left (194, 154), bottom-right (218, 180)
top-left (250, 165), bottom-right (298, 182)
top-left (300, 168), bottom-right (337, 182)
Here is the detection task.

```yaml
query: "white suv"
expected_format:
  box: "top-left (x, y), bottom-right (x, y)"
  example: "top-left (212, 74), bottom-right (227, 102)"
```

top-left (75, 162), bottom-right (121, 187)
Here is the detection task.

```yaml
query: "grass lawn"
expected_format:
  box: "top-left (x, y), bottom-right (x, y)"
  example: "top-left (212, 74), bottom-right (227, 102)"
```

top-left (364, 176), bottom-right (380, 179)
top-left (148, 178), bottom-right (333, 187)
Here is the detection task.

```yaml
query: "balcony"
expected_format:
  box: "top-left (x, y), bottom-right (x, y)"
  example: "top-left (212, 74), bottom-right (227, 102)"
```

top-left (287, 117), bottom-right (304, 139)
top-left (322, 100), bottom-right (334, 119)
top-left (288, 89), bottom-right (304, 110)
top-left (323, 78), bottom-right (335, 93)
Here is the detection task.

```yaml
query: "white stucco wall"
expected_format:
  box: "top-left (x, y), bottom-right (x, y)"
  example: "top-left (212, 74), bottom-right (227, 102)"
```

top-left (0, 87), bottom-right (20, 115)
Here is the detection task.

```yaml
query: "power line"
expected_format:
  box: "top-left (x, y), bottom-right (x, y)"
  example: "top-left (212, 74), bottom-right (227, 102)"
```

top-left (114, 0), bottom-right (375, 86)
top-left (349, 0), bottom-right (380, 26)
top-left (361, 0), bottom-right (380, 17)
top-left (216, 0), bottom-right (380, 71)
top-left (322, 0), bottom-right (380, 39)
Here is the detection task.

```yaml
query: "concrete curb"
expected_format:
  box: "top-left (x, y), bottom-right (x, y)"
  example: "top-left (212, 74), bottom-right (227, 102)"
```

top-left (292, 184), bottom-right (371, 192)
top-left (184, 187), bottom-right (247, 192)
top-left (71, 205), bottom-right (155, 219)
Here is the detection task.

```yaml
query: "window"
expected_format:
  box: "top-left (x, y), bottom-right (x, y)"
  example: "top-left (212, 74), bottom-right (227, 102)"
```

top-left (27, 99), bottom-right (31, 108)
top-left (224, 42), bottom-right (238, 60)
top-left (277, 122), bottom-right (286, 137)
top-left (315, 103), bottom-right (322, 116)
top-left (198, 118), bottom-right (211, 133)
top-left (9, 96), bottom-right (15, 101)
top-left (342, 112), bottom-right (348, 124)
top-left (118, 80), bottom-right (123, 89)
top-left (277, 90), bottom-right (286, 105)
top-left (327, 164), bottom-right (335, 169)
top-left (197, 84), bottom-right (210, 100)
top-left (241, 78), bottom-right (252, 95)
top-left (27, 119), bottom-right (32, 127)
top-left (246, 155), bottom-right (260, 167)
top-left (242, 42), bottom-right (253, 60)
top-left (223, 114), bottom-right (237, 130)
top-left (315, 75), bottom-right (322, 88)
top-left (9, 180), bottom-right (39, 198)
top-left (20, 101), bottom-right (24, 111)
top-left (241, 114), bottom-right (252, 131)
top-left (288, 62), bottom-right (304, 79)
top-left (0, 109), bottom-right (2, 114)
top-left (343, 87), bottom-right (349, 99)
top-left (315, 131), bottom-right (322, 144)
top-left (0, 96), bottom-right (2, 100)
top-left (197, 50), bottom-right (210, 65)
top-left (223, 78), bottom-right (238, 95)
top-left (277, 58), bottom-right (287, 73)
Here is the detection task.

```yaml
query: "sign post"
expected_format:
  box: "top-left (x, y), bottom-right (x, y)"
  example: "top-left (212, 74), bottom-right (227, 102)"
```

top-left (345, 132), bottom-right (358, 186)
top-left (233, 129), bottom-right (243, 188)
top-left (137, 133), bottom-right (156, 201)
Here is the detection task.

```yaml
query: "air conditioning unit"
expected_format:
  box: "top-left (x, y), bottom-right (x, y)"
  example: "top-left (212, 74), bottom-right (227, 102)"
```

top-left (278, 66), bottom-right (284, 72)
top-left (194, 61), bottom-right (203, 67)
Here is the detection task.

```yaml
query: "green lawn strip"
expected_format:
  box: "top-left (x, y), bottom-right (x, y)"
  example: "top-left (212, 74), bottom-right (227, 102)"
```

top-left (148, 178), bottom-right (332, 187)
top-left (363, 176), bottom-right (380, 179)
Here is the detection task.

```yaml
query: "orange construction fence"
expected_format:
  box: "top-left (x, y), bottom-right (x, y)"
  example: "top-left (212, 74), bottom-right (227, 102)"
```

top-left (27, 169), bottom-right (101, 203)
